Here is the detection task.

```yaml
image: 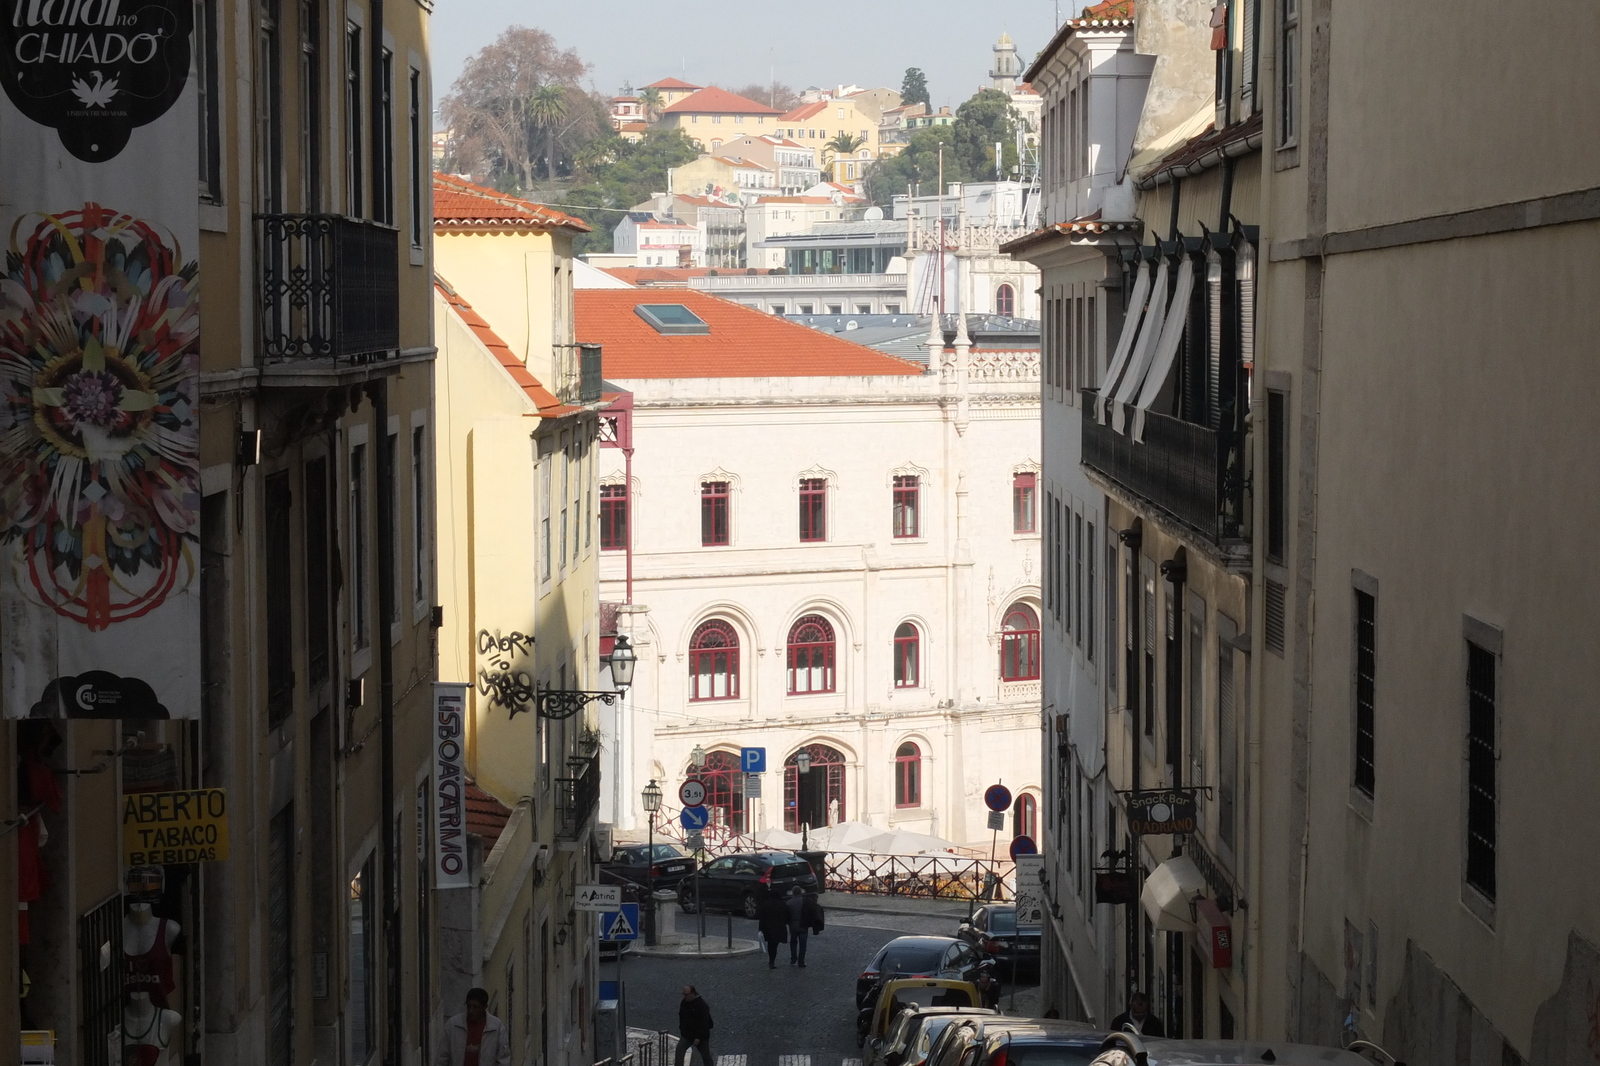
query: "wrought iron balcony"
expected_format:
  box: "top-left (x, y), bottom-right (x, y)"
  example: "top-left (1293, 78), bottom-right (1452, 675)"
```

top-left (258, 214), bottom-right (399, 363)
top-left (1081, 389), bottom-right (1248, 545)
top-left (556, 751), bottom-right (601, 840)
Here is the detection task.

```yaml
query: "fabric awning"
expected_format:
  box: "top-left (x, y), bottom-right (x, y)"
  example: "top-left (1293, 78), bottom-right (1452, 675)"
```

top-left (1110, 259), bottom-right (1170, 431)
top-left (1132, 255), bottom-right (1197, 441)
top-left (1095, 261), bottom-right (1152, 425)
top-left (1140, 854), bottom-right (1207, 932)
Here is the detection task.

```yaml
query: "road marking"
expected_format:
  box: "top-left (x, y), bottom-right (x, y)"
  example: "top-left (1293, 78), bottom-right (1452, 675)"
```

top-left (717, 1057), bottom-right (747, 1066)
top-left (777, 1057), bottom-right (811, 1066)
top-left (841, 1058), bottom-right (863, 1066)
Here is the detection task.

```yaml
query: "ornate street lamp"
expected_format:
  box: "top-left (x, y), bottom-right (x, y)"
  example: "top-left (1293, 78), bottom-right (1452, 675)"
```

top-left (531, 634), bottom-right (636, 719)
top-left (641, 778), bottom-right (663, 945)
top-left (689, 744), bottom-right (707, 770)
top-left (795, 750), bottom-right (812, 851)
top-left (607, 634), bottom-right (637, 689)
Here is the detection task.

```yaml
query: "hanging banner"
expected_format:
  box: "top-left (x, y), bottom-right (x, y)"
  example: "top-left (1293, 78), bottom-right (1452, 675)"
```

top-left (0, 0), bottom-right (201, 718)
top-left (433, 683), bottom-right (471, 888)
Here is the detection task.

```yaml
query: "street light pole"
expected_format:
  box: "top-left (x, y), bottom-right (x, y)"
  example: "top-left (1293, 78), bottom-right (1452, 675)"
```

top-left (796, 750), bottom-right (812, 851)
top-left (641, 779), bottom-right (662, 946)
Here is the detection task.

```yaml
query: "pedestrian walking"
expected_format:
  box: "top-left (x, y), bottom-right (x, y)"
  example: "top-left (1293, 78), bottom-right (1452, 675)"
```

top-left (675, 985), bottom-right (714, 1066)
top-left (434, 987), bottom-right (511, 1066)
top-left (757, 889), bottom-right (789, 969)
top-left (1109, 992), bottom-right (1166, 1037)
top-left (785, 888), bottom-right (825, 967)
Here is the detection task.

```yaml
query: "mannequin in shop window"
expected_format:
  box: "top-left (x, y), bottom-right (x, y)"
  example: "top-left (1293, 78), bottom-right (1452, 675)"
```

top-left (108, 991), bottom-right (181, 1066)
top-left (123, 866), bottom-right (180, 1008)
top-left (15, 720), bottom-right (63, 1028)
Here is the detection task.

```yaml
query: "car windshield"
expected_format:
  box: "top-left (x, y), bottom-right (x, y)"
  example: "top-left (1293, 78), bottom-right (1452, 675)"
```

top-left (891, 987), bottom-right (977, 1015)
top-left (1001, 1045), bottom-right (1100, 1066)
top-left (986, 910), bottom-right (1017, 934)
top-left (879, 943), bottom-right (948, 973)
top-left (652, 845), bottom-right (683, 860)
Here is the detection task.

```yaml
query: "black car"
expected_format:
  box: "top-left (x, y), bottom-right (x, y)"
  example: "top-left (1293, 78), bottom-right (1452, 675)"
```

top-left (855, 936), bottom-right (985, 1008)
top-left (602, 843), bottom-right (696, 890)
top-left (924, 1018), bottom-right (1105, 1066)
top-left (869, 1007), bottom-right (999, 1066)
top-left (955, 905), bottom-right (1042, 975)
top-left (677, 851), bottom-right (819, 918)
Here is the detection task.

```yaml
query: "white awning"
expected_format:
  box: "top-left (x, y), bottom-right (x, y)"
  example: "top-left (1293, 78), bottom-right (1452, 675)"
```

top-left (1140, 854), bottom-right (1207, 932)
top-left (1095, 261), bottom-right (1152, 424)
top-left (1110, 258), bottom-right (1170, 432)
top-left (1132, 255), bottom-right (1197, 441)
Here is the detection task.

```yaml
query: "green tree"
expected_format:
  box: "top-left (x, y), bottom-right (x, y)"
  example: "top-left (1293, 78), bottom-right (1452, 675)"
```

top-left (823, 131), bottom-right (865, 178)
top-left (863, 87), bottom-right (1022, 204)
top-left (863, 126), bottom-right (969, 206)
top-left (558, 128), bottom-right (702, 252)
top-left (900, 67), bottom-right (930, 109)
top-left (527, 83), bottom-right (568, 182)
top-left (953, 87), bottom-right (1021, 181)
top-left (638, 87), bottom-right (664, 122)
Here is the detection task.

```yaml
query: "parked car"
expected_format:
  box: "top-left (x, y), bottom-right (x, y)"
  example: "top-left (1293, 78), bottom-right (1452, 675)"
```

top-left (859, 979), bottom-right (983, 1047)
top-left (1089, 1036), bottom-right (1395, 1066)
top-left (856, 936), bottom-right (985, 1008)
top-left (676, 851), bottom-right (819, 918)
top-left (602, 842), bottom-right (696, 890)
top-left (955, 904), bottom-right (1042, 975)
top-left (924, 1018), bottom-right (1105, 1066)
top-left (868, 1006), bottom-right (998, 1066)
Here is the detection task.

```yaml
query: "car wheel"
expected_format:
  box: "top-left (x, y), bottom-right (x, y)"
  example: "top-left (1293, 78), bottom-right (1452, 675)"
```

top-left (742, 892), bottom-right (759, 920)
top-left (679, 887), bottom-right (698, 914)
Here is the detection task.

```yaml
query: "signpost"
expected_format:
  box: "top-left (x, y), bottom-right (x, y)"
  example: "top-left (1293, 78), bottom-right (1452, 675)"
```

top-left (745, 773), bottom-right (763, 799)
top-left (1009, 834), bottom-right (1037, 860)
top-left (680, 805), bottom-right (710, 830)
top-left (575, 884), bottom-right (623, 912)
top-left (598, 904), bottom-right (641, 942)
top-left (679, 778), bottom-right (707, 807)
top-left (1125, 789), bottom-right (1199, 835)
top-left (740, 747), bottom-right (766, 773)
top-left (685, 830), bottom-right (704, 850)
top-left (986, 810), bottom-right (1006, 832)
top-left (984, 784), bottom-right (1013, 812)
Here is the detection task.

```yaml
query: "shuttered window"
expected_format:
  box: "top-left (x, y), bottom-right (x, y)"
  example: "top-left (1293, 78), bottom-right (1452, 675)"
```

top-left (1265, 579), bottom-right (1287, 654)
top-left (266, 472), bottom-right (294, 726)
top-left (1241, 0), bottom-right (1259, 111)
top-left (1465, 641), bottom-right (1498, 900)
top-left (1218, 645), bottom-right (1238, 849)
top-left (1267, 390), bottom-right (1289, 563)
top-left (1354, 589), bottom-right (1377, 797)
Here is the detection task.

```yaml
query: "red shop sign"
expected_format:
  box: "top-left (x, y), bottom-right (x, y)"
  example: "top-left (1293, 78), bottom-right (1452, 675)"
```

top-left (1195, 897), bottom-right (1232, 969)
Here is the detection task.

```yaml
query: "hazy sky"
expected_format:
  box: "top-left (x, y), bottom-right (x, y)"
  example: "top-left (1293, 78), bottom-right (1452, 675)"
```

top-left (430, 0), bottom-right (1064, 108)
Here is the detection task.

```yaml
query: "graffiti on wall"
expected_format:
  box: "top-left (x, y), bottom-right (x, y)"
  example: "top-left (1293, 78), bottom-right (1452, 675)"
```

top-left (476, 629), bottom-right (535, 717)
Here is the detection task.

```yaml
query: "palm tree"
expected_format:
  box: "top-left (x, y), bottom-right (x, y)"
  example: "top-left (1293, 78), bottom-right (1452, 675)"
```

top-left (823, 132), bottom-right (866, 180)
top-left (639, 87), bottom-right (664, 123)
top-left (526, 83), bottom-right (568, 182)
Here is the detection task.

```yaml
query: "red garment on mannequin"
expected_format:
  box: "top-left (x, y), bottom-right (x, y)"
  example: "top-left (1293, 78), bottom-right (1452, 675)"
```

top-left (16, 752), bottom-right (62, 945)
top-left (126, 919), bottom-right (177, 1007)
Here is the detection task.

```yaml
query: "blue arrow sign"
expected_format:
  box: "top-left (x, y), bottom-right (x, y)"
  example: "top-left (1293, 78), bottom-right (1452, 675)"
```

top-left (741, 746), bottom-right (766, 773)
top-left (680, 805), bottom-right (710, 830)
top-left (598, 903), bottom-right (640, 942)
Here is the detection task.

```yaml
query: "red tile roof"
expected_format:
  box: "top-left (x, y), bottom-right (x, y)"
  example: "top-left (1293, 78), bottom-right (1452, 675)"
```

top-left (433, 173), bottom-right (591, 233)
top-left (780, 102), bottom-right (829, 122)
top-left (645, 77), bottom-right (702, 90)
top-left (436, 277), bottom-right (578, 417)
top-left (600, 267), bottom-right (717, 286)
top-left (1077, 0), bottom-right (1134, 18)
top-left (466, 781), bottom-right (513, 845)
top-left (1137, 111), bottom-right (1263, 188)
top-left (576, 290), bottom-right (924, 379)
top-left (662, 87), bottom-right (781, 115)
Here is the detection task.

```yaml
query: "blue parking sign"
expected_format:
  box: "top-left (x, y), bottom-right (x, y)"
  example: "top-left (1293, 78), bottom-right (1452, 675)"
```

top-left (741, 747), bottom-right (766, 773)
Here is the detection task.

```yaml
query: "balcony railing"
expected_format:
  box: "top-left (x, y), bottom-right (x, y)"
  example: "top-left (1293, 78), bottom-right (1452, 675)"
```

top-left (1082, 389), bottom-right (1246, 544)
top-left (258, 214), bottom-right (399, 363)
top-left (556, 751), bottom-right (601, 840)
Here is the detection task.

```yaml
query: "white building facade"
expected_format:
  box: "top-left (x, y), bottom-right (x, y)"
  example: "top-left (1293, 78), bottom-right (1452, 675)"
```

top-left (579, 289), bottom-right (1044, 846)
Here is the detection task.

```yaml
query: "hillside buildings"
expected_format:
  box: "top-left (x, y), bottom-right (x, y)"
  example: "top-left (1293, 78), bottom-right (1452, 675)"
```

top-left (658, 88), bottom-right (784, 150)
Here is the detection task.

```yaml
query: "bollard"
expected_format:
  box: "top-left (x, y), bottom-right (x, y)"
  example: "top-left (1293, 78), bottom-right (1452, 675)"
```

top-left (726, 912), bottom-right (733, 949)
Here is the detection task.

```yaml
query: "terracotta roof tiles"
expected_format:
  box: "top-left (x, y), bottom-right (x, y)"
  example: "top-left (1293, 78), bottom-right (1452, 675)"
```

top-left (644, 77), bottom-right (702, 90)
top-left (436, 277), bottom-right (578, 417)
top-left (662, 87), bottom-right (781, 115)
top-left (466, 782), bottom-right (513, 845)
top-left (433, 173), bottom-right (591, 233)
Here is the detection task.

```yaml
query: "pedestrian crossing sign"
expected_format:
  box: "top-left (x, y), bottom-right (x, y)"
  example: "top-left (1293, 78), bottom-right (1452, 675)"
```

top-left (599, 903), bottom-right (640, 942)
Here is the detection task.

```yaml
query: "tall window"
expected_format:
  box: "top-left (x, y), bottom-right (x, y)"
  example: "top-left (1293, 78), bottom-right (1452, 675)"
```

top-left (265, 472), bottom-right (293, 725)
top-left (256, 0), bottom-right (283, 211)
top-left (1087, 523), bottom-right (1096, 661)
top-left (996, 284), bottom-right (1015, 318)
top-left (383, 431), bottom-right (398, 626)
top-left (345, 22), bottom-right (363, 215)
top-left (1280, 0), bottom-right (1299, 146)
top-left (197, 0), bottom-right (222, 201)
top-left (701, 481), bottom-right (730, 546)
top-left (377, 48), bottom-right (395, 224)
top-left (893, 622), bottom-right (920, 688)
top-left (892, 475), bottom-right (920, 538)
top-left (1218, 641), bottom-right (1238, 849)
top-left (412, 427), bottom-right (427, 609)
top-left (1001, 603), bottom-right (1040, 681)
top-left (1013, 793), bottom-right (1038, 840)
top-left (349, 442), bottom-right (369, 650)
top-left (305, 457), bottom-right (331, 685)
top-left (799, 477), bottom-right (827, 542)
top-left (559, 444), bottom-right (570, 568)
top-left (540, 459), bottom-right (552, 581)
top-left (894, 742), bottom-right (921, 807)
top-left (787, 615), bottom-right (836, 694)
top-left (299, 0), bottom-right (320, 210)
top-left (689, 620), bottom-right (740, 701)
top-left (409, 68), bottom-right (424, 243)
top-left (600, 484), bottom-right (628, 551)
top-left (1465, 639), bottom-right (1498, 900)
top-left (1267, 390), bottom-right (1288, 562)
top-left (1354, 588), bottom-right (1377, 797)
top-left (1013, 473), bottom-right (1036, 533)
top-left (348, 859), bottom-right (376, 1063)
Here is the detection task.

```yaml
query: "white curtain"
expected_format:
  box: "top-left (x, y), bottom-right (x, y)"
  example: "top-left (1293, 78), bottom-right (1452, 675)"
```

top-left (1111, 258), bottom-right (1171, 432)
top-left (1132, 255), bottom-right (1197, 441)
top-left (1096, 261), bottom-right (1152, 425)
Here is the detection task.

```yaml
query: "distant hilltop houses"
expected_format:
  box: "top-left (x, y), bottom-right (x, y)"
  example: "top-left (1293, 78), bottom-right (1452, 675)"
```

top-left (601, 36), bottom-right (1044, 322)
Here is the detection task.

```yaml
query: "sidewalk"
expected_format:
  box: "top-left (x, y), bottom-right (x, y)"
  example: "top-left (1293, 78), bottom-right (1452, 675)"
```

top-left (820, 892), bottom-right (978, 920)
top-left (631, 933), bottom-right (762, 959)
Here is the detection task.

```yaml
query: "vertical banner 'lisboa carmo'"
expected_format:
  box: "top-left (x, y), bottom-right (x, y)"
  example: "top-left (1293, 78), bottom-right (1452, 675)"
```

top-left (0, 0), bottom-right (200, 719)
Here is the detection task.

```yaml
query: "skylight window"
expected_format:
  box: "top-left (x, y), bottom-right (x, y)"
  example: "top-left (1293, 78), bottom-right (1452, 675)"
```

top-left (635, 304), bottom-right (710, 335)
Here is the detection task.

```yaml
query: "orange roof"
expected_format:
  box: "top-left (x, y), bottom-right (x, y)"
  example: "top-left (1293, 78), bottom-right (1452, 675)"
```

top-left (576, 290), bottom-right (924, 379)
top-left (620, 121), bottom-right (648, 132)
top-left (662, 87), bottom-right (781, 115)
top-left (1078, 0), bottom-right (1134, 18)
top-left (645, 77), bottom-right (702, 90)
top-left (601, 267), bottom-right (717, 286)
top-left (433, 173), bottom-right (591, 233)
top-left (466, 782), bottom-right (513, 845)
top-left (780, 102), bottom-right (830, 122)
top-left (755, 195), bottom-right (839, 204)
top-left (436, 277), bottom-right (578, 417)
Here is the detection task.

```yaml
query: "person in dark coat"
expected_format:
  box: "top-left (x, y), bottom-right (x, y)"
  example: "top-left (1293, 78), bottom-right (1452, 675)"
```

top-left (1109, 992), bottom-right (1166, 1037)
top-left (757, 890), bottom-right (790, 968)
top-left (675, 986), bottom-right (713, 1066)
top-left (785, 887), bottom-right (822, 967)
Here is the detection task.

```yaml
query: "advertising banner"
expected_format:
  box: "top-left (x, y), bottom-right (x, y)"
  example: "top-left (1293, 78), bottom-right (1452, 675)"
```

top-left (122, 787), bottom-right (229, 865)
top-left (0, 0), bottom-right (201, 718)
top-left (433, 683), bottom-right (471, 888)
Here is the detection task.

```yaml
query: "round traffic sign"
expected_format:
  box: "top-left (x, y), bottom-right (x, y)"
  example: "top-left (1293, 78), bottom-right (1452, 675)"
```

top-left (679, 778), bottom-right (707, 807)
top-left (984, 783), bottom-right (1013, 812)
top-left (680, 805), bottom-right (709, 830)
top-left (1009, 835), bottom-right (1038, 860)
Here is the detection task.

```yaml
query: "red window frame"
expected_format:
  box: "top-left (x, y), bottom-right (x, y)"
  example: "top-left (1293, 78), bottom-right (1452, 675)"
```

top-left (695, 750), bottom-right (746, 834)
top-left (1001, 603), bottom-right (1040, 681)
top-left (996, 283), bottom-right (1015, 318)
top-left (600, 483), bottom-right (628, 551)
top-left (893, 622), bottom-right (920, 688)
top-left (1013, 793), bottom-right (1037, 839)
top-left (689, 619), bottom-right (740, 701)
top-left (892, 475), bottom-right (920, 538)
top-left (701, 481), bottom-right (730, 546)
top-left (894, 741), bottom-right (921, 807)
top-left (784, 744), bottom-right (846, 831)
top-left (1013, 472), bottom-right (1037, 533)
top-left (798, 477), bottom-right (827, 542)
top-left (786, 614), bottom-right (836, 693)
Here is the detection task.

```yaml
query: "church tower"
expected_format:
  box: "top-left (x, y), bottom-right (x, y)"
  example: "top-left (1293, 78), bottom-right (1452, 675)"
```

top-left (991, 33), bottom-right (1021, 94)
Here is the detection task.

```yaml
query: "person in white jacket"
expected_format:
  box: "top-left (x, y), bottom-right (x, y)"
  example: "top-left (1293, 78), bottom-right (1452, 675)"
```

top-left (435, 988), bottom-right (512, 1066)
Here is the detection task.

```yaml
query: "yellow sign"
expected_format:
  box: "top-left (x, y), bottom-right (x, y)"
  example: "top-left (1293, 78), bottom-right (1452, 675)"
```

top-left (122, 789), bottom-right (230, 865)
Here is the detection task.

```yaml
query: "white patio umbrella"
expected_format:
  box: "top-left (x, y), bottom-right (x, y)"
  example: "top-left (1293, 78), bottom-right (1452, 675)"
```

top-left (746, 826), bottom-right (805, 851)
top-left (806, 820), bottom-right (890, 852)
top-left (871, 828), bottom-right (961, 856)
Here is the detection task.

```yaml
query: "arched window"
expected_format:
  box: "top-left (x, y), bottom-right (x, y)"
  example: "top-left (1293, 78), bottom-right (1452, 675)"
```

top-left (895, 742), bottom-right (921, 807)
top-left (693, 750), bottom-right (746, 835)
top-left (690, 620), bottom-right (739, 701)
top-left (787, 615), bottom-right (836, 694)
top-left (1013, 793), bottom-right (1037, 840)
top-left (894, 622), bottom-right (920, 688)
top-left (784, 744), bottom-right (846, 830)
top-left (996, 284), bottom-right (1016, 318)
top-left (1001, 603), bottom-right (1040, 681)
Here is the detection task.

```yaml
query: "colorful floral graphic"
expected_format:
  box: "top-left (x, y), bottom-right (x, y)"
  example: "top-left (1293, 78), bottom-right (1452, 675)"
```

top-left (0, 202), bottom-right (200, 630)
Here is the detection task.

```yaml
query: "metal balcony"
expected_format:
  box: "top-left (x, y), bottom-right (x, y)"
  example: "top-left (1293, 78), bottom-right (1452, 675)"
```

top-left (580, 343), bottom-right (602, 403)
top-left (1081, 389), bottom-right (1247, 545)
top-left (556, 751), bottom-right (601, 840)
top-left (258, 214), bottom-right (399, 363)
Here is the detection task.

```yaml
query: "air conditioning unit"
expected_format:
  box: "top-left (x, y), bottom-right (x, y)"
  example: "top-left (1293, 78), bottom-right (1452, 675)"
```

top-left (595, 826), bottom-right (614, 863)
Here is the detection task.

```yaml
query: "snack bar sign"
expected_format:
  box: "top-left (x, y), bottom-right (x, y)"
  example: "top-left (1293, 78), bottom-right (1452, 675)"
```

top-left (122, 788), bottom-right (229, 865)
top-left (433, 683), bottom-right (471, 888)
